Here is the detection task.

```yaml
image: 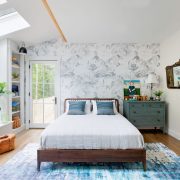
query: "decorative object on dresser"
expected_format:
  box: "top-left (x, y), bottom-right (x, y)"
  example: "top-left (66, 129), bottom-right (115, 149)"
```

top-left (154, 90), bottom-right (163, 101)
top-left (123, 101), bottom-right (165, 132)
top-left (146, 73), bottom-right (158, 100)
top-left (166, 59), bottom-right (180, 88)
top-left (124, 80), bottom-right (141, 100)
top-left (0, 134), bottom-right (15, 154)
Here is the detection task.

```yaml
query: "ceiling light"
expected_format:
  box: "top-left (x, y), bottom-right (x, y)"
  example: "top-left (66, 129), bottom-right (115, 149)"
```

top-left (19, 42), bottom-right (27, 54)
top-left (0, 0), bottom-right (7, 5)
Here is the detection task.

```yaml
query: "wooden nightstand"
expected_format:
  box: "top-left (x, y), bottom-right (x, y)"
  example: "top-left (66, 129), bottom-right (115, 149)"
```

top-left (123, 101), bottom-right (166, 132)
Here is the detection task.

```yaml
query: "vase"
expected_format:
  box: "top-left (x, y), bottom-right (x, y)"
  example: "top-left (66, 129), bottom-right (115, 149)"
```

top-left (0, 94), bottom-right (9, 124)
top-left (155, 96), bottom-right (161, 101)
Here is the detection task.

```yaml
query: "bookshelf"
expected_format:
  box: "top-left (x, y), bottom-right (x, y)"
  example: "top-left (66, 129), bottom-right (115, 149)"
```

top-left (0, 39), bottom-right (25, 134)
top-left (11, 52), bottom-right (25, 131)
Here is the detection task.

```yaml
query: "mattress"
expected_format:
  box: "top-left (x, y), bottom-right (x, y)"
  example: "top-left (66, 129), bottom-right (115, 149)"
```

top-left (40, 114), bottom-right (144, 149)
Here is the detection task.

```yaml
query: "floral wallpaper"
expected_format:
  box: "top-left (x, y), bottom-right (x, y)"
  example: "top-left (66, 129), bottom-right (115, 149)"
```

top-left (28, 39), bottom-right (161, 113)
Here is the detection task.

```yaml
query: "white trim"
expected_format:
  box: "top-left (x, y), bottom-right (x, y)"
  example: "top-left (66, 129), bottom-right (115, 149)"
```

top-left (29, 123), bottom-right (48, 129)
top-left (12, 124), bottom-right (25, 134)
top-left (167, 128), bottom-right (180, 140)
top-left (0, 121), bottom-right (12, 136)
top-left (25, 58), bottom-right (30, 129)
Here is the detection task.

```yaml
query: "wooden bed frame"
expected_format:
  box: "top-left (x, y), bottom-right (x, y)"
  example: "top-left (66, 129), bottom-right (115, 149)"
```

top-left (37, 98), bottom-right (146, 171)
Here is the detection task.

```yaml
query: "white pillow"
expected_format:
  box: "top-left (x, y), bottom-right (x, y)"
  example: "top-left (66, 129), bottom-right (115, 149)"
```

top-left (65, 100), bottom-right (91, 114)
top-left (92, 100), bottom-right (119, 115)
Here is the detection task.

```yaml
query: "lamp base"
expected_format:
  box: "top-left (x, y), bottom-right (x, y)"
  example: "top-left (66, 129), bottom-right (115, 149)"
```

top-left (149, 97), bottom-right (154, 101)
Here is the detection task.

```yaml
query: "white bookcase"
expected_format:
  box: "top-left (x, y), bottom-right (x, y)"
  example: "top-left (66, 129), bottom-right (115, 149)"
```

top-left (10, 52), bottom-right (25, 133)
top-left (0, 39), bottom-right (25, 134)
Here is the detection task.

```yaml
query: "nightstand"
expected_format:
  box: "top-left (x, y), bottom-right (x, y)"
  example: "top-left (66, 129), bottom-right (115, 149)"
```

top-left (123, 101), bottom-right (166, 132)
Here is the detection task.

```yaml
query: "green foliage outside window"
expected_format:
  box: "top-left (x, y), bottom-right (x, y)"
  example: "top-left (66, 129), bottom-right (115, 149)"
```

top-left (32, 64), bottom-right (55, 100)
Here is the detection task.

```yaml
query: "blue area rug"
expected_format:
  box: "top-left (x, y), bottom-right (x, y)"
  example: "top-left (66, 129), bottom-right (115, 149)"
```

top-left (0, 143), bottom-right (179, 180)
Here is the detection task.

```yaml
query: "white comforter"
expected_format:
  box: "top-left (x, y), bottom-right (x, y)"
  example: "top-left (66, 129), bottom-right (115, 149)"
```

top-left (40, 114), bottom-right (144, 149)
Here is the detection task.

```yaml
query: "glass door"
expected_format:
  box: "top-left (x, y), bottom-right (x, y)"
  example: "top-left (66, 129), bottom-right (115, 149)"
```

top-left (29, 61), bottom-right (58, 128)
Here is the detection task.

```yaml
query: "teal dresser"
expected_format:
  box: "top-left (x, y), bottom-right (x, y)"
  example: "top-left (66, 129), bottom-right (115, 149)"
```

top-left (123, 101), bottom-right (166, 132)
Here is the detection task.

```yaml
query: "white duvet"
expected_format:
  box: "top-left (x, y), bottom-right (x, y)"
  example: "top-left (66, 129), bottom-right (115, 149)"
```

top-left (40, 114), bottom-right (144, 149)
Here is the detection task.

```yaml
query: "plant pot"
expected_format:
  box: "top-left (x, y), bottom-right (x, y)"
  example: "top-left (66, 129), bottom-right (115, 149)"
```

top-left (155, 96), bottom-right (161, 101)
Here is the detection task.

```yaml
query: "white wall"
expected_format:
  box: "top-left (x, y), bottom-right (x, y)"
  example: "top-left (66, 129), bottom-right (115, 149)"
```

top-left (0, 39), bottom-right (8, 82)
top-left (28, 41), bottom-right (161, 113)
top-left (160, 30), bottom-right (180, 140)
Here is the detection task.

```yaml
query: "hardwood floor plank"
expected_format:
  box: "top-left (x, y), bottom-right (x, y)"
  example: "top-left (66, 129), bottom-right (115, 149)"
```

top-left (0, 129), bottom-right (179, 165)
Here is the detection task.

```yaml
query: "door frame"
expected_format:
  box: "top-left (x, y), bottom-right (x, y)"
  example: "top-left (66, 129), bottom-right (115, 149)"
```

top-left (26, 58), bottom-right (60, 129)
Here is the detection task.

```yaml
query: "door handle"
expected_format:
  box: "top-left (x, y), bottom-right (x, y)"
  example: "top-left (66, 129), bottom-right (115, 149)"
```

top-left (54, 97), bottom-right (57, 104)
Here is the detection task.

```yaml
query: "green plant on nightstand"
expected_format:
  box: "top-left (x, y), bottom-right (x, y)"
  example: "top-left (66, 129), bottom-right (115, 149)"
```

top-left (154, 90), bottom-right (163, 101)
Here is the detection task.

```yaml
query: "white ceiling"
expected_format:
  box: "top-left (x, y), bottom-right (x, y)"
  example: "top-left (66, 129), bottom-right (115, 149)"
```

top-left (1, 0), bottom-right (180, 44)
top-left (0, 0), bottom-right (59, 45)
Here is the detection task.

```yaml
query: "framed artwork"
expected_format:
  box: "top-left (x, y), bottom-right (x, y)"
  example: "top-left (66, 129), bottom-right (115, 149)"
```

top-left (124, 80), bottom-right (141, 99)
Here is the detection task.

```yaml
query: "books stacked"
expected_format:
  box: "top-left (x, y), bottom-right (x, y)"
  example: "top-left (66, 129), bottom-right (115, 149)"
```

top-left (12, 101), bottom-right (20, 112)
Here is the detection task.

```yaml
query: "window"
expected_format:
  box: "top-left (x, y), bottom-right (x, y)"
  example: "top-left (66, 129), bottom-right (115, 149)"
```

top-left (0, 8), bottom-right (30, 37)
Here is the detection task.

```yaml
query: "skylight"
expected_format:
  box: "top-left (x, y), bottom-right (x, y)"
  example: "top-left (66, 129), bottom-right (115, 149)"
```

top-left (0, 0), bottom-right (7, 5)
top-left (0, 8), bottom-right (30, 37)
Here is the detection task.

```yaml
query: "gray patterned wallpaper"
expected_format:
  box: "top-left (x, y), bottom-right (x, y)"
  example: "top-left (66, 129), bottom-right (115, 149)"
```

top-left (28, 39), bottom-right (161, 113)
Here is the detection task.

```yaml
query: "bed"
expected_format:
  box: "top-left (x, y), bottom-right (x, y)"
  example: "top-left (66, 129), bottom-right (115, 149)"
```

top-left (37, 98), bottom-right (146, 171)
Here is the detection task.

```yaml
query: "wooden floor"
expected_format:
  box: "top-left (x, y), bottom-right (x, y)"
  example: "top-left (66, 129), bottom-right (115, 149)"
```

top-left (0, 129), bottom-right (179, 165)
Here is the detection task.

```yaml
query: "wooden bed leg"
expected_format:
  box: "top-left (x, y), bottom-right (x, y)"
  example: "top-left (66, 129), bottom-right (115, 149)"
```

top-left (143, 160), bottom-right (146, 171)
top-left (37, 161), bottom-right (41, 171)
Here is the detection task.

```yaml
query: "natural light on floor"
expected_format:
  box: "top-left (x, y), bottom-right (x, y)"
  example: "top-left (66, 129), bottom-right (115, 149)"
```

top-left (0, 8), bottom-right (30, 37)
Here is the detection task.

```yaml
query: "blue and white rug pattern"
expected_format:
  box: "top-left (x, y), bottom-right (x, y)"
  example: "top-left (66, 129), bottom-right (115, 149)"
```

top-left (0, 143), bottom-right (179, 180)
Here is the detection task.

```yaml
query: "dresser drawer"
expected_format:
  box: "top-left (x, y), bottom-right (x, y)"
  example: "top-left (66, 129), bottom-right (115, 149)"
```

top-left (130, 116), bottom-right (164, 127)
top-left (129, 103), bottom-right (146, 115)
top-left (146, 103), bottom-right (164, 108)
top-left (147, 108), bottom-right (165, 115)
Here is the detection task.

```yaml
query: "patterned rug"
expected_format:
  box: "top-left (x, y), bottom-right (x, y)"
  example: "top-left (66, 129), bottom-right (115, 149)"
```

top-left (0, 143), bottom-right (179, 180)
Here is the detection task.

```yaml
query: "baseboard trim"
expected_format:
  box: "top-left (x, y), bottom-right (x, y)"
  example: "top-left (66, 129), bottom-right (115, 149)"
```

top-left (12, 124), bottom-right (25, 134)
top-left (167, 129), bottom-right (180, 140)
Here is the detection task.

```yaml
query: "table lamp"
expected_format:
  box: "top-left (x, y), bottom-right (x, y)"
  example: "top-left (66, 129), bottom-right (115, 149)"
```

top-left (146, 74), bottom-right (158, 100)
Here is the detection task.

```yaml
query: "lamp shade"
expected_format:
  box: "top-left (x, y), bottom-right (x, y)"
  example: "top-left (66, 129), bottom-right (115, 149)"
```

top-left (19, 43), bottom-right (27, 54)
top-left (146, 74), bottom-right (158, 84)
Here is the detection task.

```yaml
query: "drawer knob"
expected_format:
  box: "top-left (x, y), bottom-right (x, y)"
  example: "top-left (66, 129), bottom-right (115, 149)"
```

top-left (133, 120), bottom-right (136, 122)
top-left (157, 119), bottom-right (160, 122)
top-left (157, 111), bottom-right (160, 113)
top-left (133, 111), bottom-right (136, 114)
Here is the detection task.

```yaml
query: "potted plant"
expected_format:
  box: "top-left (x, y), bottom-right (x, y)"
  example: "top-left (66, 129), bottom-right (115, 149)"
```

top-left (0, 82), bottom-right (10, 94)
top-left (12, 72), bottom-right (19, 81)
top-left (154, 90), bottom-right (163, 101)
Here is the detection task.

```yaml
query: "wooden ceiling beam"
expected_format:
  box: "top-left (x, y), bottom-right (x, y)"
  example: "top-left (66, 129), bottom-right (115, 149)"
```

top-left (42, 0), bottom-right (67, 42)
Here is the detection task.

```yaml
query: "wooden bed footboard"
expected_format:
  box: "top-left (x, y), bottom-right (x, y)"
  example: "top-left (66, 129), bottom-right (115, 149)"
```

top-left (37, 148), bottom-right (146, 171)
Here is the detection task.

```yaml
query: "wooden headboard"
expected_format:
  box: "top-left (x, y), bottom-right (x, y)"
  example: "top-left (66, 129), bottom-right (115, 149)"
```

top-left (64, 98), bottom-right (120, 113)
